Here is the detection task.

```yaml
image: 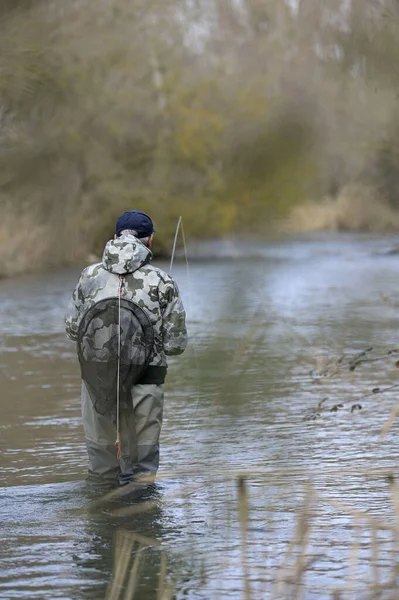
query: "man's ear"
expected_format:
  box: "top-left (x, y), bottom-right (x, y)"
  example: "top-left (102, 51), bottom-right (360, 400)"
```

top-left (148, 234), bottom-right (154, 249)
top-left (114, 234), bottom-right (117, 240)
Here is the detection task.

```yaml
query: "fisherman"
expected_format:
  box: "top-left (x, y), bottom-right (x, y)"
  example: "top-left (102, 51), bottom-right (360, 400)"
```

top-left (65, 210), bottom-right (187, 488)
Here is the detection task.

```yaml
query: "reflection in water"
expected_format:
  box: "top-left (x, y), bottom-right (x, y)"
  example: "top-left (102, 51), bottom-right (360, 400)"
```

top-left (1, 234), bottom-right (399, 598)
top-left (78, 487), bottom-right (176, 600)
top-left (0, 481), bottom-right (194, 599)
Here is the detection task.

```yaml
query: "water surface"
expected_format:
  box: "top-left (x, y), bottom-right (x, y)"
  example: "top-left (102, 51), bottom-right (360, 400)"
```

top-left (1, 234), bottom-right (399, 599)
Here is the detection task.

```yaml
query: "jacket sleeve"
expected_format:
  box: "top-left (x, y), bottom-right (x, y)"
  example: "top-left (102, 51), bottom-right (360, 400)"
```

top-left (65, 270), bottom-right (86, 341)
top-left (159, 277), bottom-right (188, 356)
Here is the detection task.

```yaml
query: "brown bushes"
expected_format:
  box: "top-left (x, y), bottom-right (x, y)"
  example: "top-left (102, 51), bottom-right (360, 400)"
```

top-left (286, 185), bottom-right (399, 234)
top-left (2, 1), bottom-right (399, 275)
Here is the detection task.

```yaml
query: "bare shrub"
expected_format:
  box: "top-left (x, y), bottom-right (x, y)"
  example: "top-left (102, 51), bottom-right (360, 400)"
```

top-left (2, 1), bottom-right (399, 274)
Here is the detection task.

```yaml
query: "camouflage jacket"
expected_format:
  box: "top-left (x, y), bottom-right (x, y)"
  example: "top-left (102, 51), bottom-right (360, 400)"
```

top-left (65, 233), bottom-right (188, 367)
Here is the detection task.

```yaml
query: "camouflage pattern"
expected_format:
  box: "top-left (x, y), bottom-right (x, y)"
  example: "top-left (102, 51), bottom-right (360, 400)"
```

top-left (65, 233), bottom-right (188, 366)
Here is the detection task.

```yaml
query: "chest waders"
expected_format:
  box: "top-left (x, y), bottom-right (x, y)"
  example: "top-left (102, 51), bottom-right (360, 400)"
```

top-left (76, 275), bottom-right (154, 460)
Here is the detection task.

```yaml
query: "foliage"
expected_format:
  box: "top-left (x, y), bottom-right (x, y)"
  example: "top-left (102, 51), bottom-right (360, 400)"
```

top-left (1, 0), bottom-right (399, 275)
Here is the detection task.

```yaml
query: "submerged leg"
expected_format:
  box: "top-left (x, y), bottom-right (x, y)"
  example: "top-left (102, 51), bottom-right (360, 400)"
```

top-left (118, 398), bottom-right (136, 486)
top-left (132, 383), bottom-right (164, 483)
top-left (81, 382), bottom-right (120, 484)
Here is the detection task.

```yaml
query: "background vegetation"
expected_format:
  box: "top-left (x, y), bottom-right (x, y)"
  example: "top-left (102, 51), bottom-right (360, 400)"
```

top-left (2, 0), bottom-right (399, 275)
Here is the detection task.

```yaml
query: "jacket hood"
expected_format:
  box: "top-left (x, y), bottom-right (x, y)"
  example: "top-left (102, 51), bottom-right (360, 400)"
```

top-left (102, 233), bottom-right (152, 274)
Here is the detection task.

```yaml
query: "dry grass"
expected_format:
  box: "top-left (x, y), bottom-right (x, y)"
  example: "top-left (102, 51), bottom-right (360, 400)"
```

top-left (285, 184), bottom-right (399, 233)
top-left (106, 529), bottom-right (172, 600)
top-left (0, 210), bottom-right (49, 277)
top-left (105, 470), bottom-right (399, 600)
top-left (0, 204), bottom-right (88, 277)
top-left (102, 339), bottom-right (399, 599)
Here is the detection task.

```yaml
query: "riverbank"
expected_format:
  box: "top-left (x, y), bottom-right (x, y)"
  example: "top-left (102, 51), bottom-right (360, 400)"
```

top-left (2, 184), bottom-right (399, 278)
top-left (284, 184), bottom-right (399, 234)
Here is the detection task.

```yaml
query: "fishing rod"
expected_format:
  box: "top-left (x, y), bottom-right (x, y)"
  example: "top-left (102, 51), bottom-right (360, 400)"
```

top-left (167, 216), bottom-right (201, 440)
top-left (170, 216), bottom-right (182, 274)
top-left (170, 215), bottom-right (189, 278)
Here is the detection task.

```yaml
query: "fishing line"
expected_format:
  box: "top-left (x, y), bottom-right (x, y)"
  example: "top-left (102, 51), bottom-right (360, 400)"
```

top-left (169, 216), bottom-right (182, 274)
top-left (180, 218), bottom-right (191, 293)
top-left (168, 216), bottom-right (201, 445)
top-left (116, 274), bottom-right (124, 459)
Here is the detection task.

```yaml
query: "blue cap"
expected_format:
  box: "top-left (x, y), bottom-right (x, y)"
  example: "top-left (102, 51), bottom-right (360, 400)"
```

top-left (115, 210), bottom-right (156, 238)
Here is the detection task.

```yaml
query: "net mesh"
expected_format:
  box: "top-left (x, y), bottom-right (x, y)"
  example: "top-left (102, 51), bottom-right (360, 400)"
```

top-left (77, 297), bottom-right (154, 415)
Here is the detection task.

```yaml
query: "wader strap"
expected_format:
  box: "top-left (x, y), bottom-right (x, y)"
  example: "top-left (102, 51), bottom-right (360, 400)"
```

top-left (139, 365), bottom-right (167, 385)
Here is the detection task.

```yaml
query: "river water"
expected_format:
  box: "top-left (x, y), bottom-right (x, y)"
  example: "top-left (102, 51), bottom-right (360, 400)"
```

top-left (1, 233), bottom-right (399, 599)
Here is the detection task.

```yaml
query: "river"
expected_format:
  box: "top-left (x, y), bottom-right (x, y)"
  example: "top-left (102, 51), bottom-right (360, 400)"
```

top-left (1, 233), bottom-right (399, 599)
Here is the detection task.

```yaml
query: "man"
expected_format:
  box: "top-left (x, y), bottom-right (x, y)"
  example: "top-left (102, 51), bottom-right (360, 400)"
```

top-left (65, 210), bottom-right (187, 488)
